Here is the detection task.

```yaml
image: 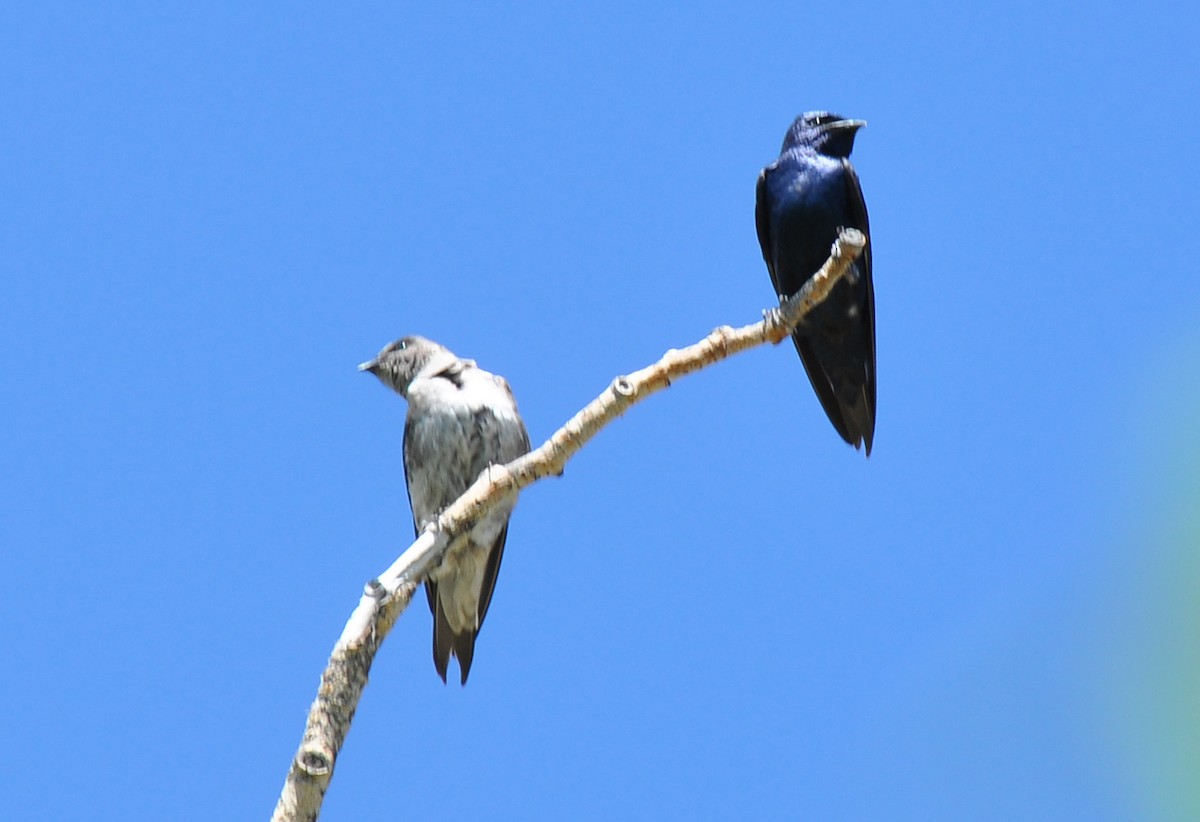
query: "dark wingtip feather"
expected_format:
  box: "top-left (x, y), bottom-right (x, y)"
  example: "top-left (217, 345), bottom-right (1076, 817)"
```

top-left (453, 630), bottom-right (477, 686)
top-left (433, 647), bottom-right (449, 684)
top-left (843, 408), bottom-right (874, 458)
top-left (432, 594), bottom-right (452, 684)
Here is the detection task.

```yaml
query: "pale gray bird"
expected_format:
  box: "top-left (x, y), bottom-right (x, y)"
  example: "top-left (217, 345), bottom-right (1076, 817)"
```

top-left (359, 336), bottom-right (530, 684)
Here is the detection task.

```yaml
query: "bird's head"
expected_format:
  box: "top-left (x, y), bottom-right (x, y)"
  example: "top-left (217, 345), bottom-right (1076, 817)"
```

top-left (358, 335), bottom-right (448, 398)
top-left (781, 111), bottom-right (866, 158)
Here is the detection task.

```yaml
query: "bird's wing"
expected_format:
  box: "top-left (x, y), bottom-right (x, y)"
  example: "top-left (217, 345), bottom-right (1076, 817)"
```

top-left (755, 164), bottom-right (783, 299)
top-left (474, 523), bottom-right (509, 636)
top-left (401, 412), bottom-right (421, 538)
top-left (842, 157), bottom-right (876, 445)
top-left (402, 411), bottom-right (443, 620)
top-left (474, 405), bottom-right (530, 632)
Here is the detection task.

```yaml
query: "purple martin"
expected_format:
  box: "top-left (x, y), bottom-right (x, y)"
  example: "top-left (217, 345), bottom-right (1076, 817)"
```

top-left (756, 111), bottom-right (876, 454)
top-left (360, 336), bottom-right (530, 684)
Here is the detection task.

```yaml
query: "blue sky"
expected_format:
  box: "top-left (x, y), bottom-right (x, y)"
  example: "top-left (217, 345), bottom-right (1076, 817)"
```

top-left (3, 3), bottom-right (1199, 820)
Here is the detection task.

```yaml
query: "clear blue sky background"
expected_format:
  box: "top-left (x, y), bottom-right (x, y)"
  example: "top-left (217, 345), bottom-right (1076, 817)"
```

top-left (3, 3), bottom-right (1198, 820)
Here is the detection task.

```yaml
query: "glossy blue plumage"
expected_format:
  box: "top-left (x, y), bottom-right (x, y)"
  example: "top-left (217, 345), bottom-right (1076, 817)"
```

top-left (755, 112), bottom-right (876, 454)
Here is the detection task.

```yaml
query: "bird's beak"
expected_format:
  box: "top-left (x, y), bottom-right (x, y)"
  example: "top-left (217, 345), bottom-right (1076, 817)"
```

top-left (358, 359), bottom-right (379, 374)
top-left (834, 118), bottom-right (867, 131)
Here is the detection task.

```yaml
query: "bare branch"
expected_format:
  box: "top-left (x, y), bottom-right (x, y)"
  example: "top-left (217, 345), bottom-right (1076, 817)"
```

top-left (270, 227), bottom-right (867, 821)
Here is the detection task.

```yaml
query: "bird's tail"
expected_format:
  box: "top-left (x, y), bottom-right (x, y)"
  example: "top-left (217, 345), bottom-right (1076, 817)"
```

top-left (430, 585), bottom-right (479, 686)
top-left (793, 335), bottom-right (875, 456)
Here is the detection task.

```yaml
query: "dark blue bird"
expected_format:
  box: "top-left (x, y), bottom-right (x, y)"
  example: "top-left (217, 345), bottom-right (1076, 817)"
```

top-left (756, 111), bottom-right (876, 455)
